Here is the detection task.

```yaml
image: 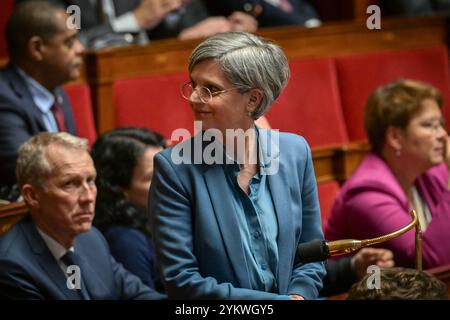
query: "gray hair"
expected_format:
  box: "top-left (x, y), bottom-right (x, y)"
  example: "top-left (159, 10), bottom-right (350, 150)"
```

top-left (16, 132), bottom-right (88, 188)
top-left (188, 32), bottom-right (290, 119)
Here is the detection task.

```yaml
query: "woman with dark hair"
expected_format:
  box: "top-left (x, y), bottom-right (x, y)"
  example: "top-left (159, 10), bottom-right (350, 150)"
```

top-left (91, 127), bottom-right (166, 292)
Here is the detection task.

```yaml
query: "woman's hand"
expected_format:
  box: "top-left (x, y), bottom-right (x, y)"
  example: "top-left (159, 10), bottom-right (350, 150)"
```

top-left (351, 248), bottom-right (395, 280)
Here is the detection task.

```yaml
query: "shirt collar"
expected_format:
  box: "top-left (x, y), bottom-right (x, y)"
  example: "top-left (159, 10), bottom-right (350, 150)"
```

top-left (16, 66), bottom-right (55, 113)
top-left (37, 227), bottom-right (74, 261)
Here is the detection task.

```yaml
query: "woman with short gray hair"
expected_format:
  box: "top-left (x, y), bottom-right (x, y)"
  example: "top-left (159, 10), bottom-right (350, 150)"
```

top-left (150, 32), bottom-right (325, 299)
top-left (188, 31), bottom-right (290, 120)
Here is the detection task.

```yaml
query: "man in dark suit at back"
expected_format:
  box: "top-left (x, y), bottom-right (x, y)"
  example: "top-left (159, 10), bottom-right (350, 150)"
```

top-left (0, 132), bottom-right (165, 300)
top-left (0, 1), bottom-right (82, 200)
top-left (205, 0), bottom-right (321, 28)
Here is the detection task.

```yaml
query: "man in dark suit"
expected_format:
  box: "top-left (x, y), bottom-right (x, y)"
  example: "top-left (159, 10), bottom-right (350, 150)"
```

top-left (0, 1), bottom-right (82, 199)
top-left (0, 132), bottom-right (165, 300)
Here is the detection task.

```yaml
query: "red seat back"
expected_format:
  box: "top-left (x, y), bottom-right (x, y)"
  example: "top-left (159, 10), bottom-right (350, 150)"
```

top-left (113, 73), bottom-right (194, 140)
top-left (0, 0), bottom-right (15, 58)
top-left (64, 84), bottom-right (97, 145)
top-left (317, 180), bottom-right (341, 232)
top-left (336, 47), bottom-right (450, 141)
top-left (266, 58), bottom-right (348, 147)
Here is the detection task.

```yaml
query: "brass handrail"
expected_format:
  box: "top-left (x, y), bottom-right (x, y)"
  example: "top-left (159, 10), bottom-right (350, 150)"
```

top-left (327, 210), bottom-right (423, 271)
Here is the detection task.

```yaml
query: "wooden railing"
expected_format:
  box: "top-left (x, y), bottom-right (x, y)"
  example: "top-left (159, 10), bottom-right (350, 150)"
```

top-left (0, 201), bottom-right (27, 236)
top-left (312, 141), bottom-right (370, 183)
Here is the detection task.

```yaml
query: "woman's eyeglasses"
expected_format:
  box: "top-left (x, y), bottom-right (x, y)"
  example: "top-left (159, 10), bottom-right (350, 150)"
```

top-left (181, 82), bottom-right (245, 104)
top-left (418, 118), bottom-right (447, 134)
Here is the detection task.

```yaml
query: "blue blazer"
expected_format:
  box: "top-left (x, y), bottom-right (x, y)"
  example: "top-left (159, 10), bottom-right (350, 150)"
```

top-left (0, 215), bottom-right (165, 300)
top-left (0, 64), bottom-right (77, 187)
top-left (149, 129), bottom-right (326, 299)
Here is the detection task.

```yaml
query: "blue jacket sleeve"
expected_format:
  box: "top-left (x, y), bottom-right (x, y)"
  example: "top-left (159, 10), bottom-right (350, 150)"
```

top-left (287, 138), bottom-right (326, 299)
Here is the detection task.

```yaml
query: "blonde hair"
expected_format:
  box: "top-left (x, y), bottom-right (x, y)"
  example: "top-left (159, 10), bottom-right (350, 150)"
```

top-left (16, 132), bottom-right (88, 187)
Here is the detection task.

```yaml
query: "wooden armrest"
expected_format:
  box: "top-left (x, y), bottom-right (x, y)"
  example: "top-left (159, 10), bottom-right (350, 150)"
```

top-left (0, 201), bottom-right (28, 236)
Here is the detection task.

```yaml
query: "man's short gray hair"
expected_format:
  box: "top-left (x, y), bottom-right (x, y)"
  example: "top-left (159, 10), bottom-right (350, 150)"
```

top-left (188, 32), bottom-right (290, 119)
top-left (16, 132), bottom-right (88, 187)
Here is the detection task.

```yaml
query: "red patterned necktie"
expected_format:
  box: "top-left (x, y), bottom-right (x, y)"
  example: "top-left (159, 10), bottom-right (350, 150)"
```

top-left (51, 95), bottom-right (67, 132)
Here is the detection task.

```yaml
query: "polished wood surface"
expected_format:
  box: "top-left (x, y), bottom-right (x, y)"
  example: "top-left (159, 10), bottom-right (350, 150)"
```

top-left (0, 201), bottom-right (27, 236)
top-left (311, 141), bottom-right (370, 183)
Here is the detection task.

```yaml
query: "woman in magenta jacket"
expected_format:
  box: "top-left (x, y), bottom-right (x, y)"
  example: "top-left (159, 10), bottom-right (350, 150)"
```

top-left (326, 79), bottom-right (450, 269)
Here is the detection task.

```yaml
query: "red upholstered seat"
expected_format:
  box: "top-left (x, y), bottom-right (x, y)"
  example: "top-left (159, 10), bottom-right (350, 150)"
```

top-left (265, 58), bottom-right (348, 147)
top-left (0, 0), bottom-right (15, 58)
top-left (317, 180), bottom-right (341, 232)
top-left (64, 84), bottom-right (97, 145)
top-left (113, 73), bottom-right (194, 140)
top-left (336, 46), bottom-right (450, 141)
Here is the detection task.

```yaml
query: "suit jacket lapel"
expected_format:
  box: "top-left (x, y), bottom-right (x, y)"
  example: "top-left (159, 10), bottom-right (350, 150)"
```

top-left (74, 241), bottom-right (109, 298)
top-left (21, 217), bottom-right (80, 299)
top-left (203, 165), bottom-right (251, 288)
top-left (5, 64), bottom-right (46, 131)
top-left (259, 129), bottom-right (294, 294)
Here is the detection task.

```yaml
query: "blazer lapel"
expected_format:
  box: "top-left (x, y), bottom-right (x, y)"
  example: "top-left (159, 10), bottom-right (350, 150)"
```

top-left (259, 129), bottom-right (294, 294)
top-left (203, 165), bottom-right (251, 288)
top-left (5, 65), bottom-right (46, 131)
top-left (74, 242), bottom-right (110, 299)
top-left (21, 217), bottom-right (80, 299)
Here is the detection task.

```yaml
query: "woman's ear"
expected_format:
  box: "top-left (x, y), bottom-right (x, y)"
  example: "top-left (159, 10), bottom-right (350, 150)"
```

top-left (246, 89), bottom-right (263, 114)
top-left (385, 126), bottom-right (405, 151)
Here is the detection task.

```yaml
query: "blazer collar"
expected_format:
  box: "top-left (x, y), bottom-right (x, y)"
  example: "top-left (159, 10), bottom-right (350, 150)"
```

top-left (4, 64), bottom-right (46, 131)
top-left (21, 216), bottom-right (80, 299)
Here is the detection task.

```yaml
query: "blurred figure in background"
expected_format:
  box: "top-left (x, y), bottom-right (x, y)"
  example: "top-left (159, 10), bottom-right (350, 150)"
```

top-left (205, 0), bottom-right (321, 28)
top-left (326, 79), bottom-right (450, 269)
top-left (347, 267), bottom-right (448, 300)
top-left (382, 0), bottom-right (450, 17)
top-left (91, 128), bottom-right (166, 293)
top-left (18, 0), bottom-right (257, 47)
top-left (0, 1), bottom-right (81, 201)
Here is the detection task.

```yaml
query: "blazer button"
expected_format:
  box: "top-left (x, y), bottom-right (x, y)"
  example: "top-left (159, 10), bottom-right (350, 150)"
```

top-left (253, 230), bottom-right (261, 238)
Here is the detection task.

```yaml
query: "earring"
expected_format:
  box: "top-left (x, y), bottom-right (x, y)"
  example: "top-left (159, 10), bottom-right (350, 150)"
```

top-left (395, 149), bottom-right (401, 157)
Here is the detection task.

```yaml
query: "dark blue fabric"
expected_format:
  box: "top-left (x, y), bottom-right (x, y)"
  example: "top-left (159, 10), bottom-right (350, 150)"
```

top-left (104, 226), bottom-right (164, 292)
top-left (205, 0), bottom-right (319, 27)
